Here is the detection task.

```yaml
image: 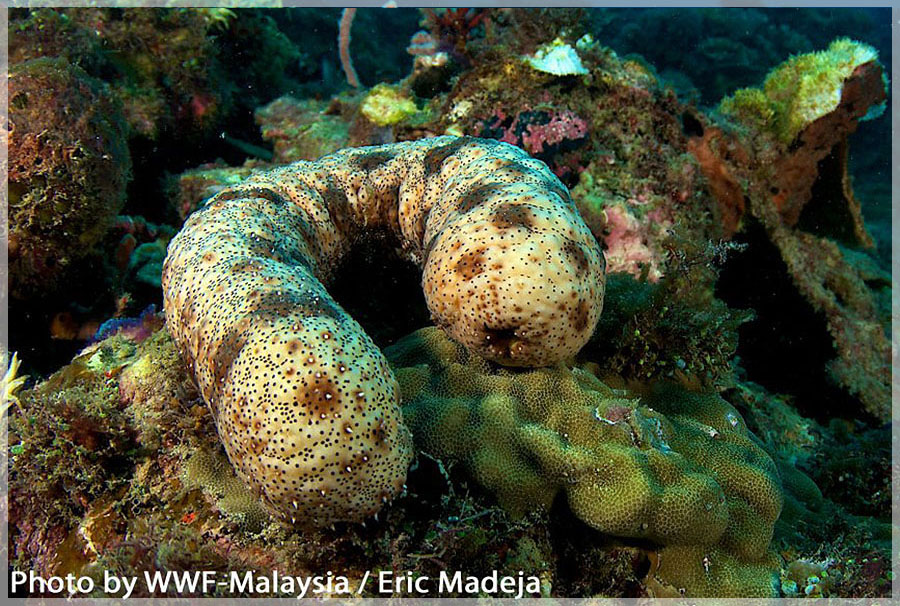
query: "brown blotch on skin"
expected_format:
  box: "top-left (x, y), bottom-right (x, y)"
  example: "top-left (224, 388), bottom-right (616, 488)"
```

top-left (230, 259), bottom-right (262, 274)
top-left (457, 182), bottom-right (505, 213)
top-left (455, 248), bottom-right (487, 280)
top-left (423, 137), bottom-right (472, 176)
top-left (248, 437), bottom-right (267, 456)
top-left (564, 240), bottom-right (589, 273)
top-left (492, 203), bottom-right (536, 231)
top-left (290, 214), bottom-right (321, 258)
top-left (572, 299), bottom-right (590, 333)
top-left (544, 179), bottom-right (572, 205)
top-left (244, 233), bottom-right (282, 259)
top-left (210, 187), bottom-right (257, 205)
top-left (494, 161), bottom-right (534, 181)
top-left (211, 319), bottom-right (250, 400)
top-left (352, 150), bottom-right (396, 172)
top-left (218, 186), bottom-right (290, 208)
top-left (297, 373), bottom-right (342, 416)
top-left (321, 180), bottom-right (354, 237)
top-left (231, 411), bottom-right (248, 430)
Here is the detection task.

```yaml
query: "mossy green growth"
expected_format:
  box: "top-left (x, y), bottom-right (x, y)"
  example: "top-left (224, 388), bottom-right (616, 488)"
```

top-left (719, 38), bottom-right (883, 143)
top-left (387, 327), bottom-right (784, 597)
top-left (360, 83), bottom-right (418, 126)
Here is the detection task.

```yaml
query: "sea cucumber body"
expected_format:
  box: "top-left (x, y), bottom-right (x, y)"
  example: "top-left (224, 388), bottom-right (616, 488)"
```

top-left (162, 136), bottom-right (605, 525)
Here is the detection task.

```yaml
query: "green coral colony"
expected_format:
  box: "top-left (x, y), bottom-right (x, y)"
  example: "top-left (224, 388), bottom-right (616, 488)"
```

top-left (6, 8), bottom-right (892, 600)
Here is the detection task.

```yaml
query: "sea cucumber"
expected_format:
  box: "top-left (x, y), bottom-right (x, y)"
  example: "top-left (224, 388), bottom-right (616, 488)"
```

top-left (161, 136), bottom-right (606, 525)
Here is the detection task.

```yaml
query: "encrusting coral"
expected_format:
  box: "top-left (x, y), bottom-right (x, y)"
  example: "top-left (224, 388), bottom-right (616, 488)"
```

top-left (387, 327), bottom-right (783, 597)
top-left (162, 136), bottom-right (606, 526)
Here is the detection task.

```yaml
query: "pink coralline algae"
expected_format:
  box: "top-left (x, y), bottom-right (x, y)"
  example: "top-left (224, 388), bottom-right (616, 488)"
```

top-left (480, 108), bottom-right (589, 181)
top-left (519, 110), bottom-right (589, 155)
top-left (602, 202), bottom-right (670, 282)
top-left (484, 109), bottom-right (588, 155)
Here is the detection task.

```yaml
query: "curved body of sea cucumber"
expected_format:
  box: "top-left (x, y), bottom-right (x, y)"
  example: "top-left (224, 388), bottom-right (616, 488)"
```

top-left (162, 136), bottom-right (606, 525)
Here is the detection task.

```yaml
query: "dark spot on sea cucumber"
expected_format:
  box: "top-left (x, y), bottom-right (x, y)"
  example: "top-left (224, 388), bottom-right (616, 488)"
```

top-left (572, 299), bottom-right (591, 332)
top-left (457, 183), bottom-right (505, 213)
top-left (423, 138), bottom-right (472, 176)
top-left (455, 247), bottom-right (487, 280)
top-left (352, 151), bottom-right (396, 172)
top-left (563, 241), bottom-right (589, 273)
top-left (210, 318), bottom-right (250, 401)
top-left (492, 203), bottom-right (536, 230)
top-left (321, 180), bottom-right (354, 237)
top-left (215, 186), bottom-right (290, 208)
top-left (297, 373), bottom-right (342, 416)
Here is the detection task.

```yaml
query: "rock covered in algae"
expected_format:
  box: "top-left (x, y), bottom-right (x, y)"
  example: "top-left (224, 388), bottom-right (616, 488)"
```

top-left (386, 327), bottom-right (784, 597)
top-left (700, 38), bottom-right (890, 421)
top-left (360, 83), bottom-right (420, 126)
top-left (8, 57), bottom-right (131, 298)
top-left (718, 38), bottom-right (885, 145)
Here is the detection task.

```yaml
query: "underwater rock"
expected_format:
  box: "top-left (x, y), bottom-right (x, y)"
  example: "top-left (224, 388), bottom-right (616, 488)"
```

top-left (256, 97), bottom-right (350, 164)
top-left (162, 136), bottom-right (605, 526)
top-left (387, 327), bottom-right (784, 597)
top-left (719, 39), bottom-right (885, 147)
top-left (8, 57), bottom-right (131, 299)
top-left (717, 38), bottom-right (886, 229)
top-left (697, 39), bottom-right (890, 420)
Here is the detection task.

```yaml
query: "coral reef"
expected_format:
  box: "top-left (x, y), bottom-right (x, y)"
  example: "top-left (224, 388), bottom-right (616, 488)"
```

top-left (387, 327), bottom-right (783, 597)
top-left (162, 136), bottom-right (604, 526)
top-left (255, 97), bottom-right (350, 164)
top-left (360, 84), bottom-right (420, 126)
top-left (696, 41), bottom-right (890, 420)
top-left (8, 58), bottom-right (131, 298)
top-left (6, 6), bottom-right (892, 600)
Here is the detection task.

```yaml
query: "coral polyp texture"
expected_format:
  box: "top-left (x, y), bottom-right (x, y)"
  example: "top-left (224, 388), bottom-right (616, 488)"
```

top-left (162, 136), bottom-right (606, 526)
top-left (387, 327), bottom-right (783, 597)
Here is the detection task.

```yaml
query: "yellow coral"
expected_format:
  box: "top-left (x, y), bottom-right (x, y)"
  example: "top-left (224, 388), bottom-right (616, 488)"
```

top-left (2, 351), bottom-right (27, 415)
top-left (360, 83), bottom-right (418, 126)
top-left (718, 38), bottom-right (883, 143)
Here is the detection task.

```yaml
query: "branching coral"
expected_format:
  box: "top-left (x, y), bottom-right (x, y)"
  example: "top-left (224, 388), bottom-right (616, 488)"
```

top-left (162, 136), bottom-right (606, 526)
top-left (3, 352), bottom-right (28, 415)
